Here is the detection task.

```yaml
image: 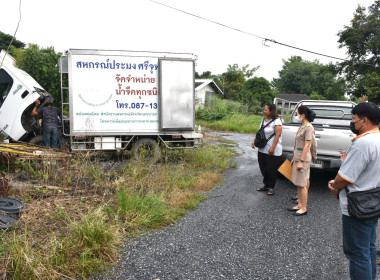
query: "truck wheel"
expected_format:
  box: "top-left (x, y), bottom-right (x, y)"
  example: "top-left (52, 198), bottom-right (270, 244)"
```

top-left (132, 138), bottom-right (161, 163)
top-left (29, 135), bottom-right (44, 146)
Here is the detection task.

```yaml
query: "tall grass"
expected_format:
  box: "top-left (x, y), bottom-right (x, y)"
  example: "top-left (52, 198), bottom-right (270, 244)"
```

top-left (197, 113), bottom-right (263, 133)
top-left (196, 98), bottom-right (264, 133)
top-left (3, 207), bottom-right (120, 279)
top-left (0, 140), bottom-right (236, 279)
top-left (117, 189), bottom-right (169, 230)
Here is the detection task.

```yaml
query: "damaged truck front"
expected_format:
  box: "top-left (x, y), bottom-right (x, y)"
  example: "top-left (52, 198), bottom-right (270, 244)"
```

top-left (0, 50), bottom-right (53, 144)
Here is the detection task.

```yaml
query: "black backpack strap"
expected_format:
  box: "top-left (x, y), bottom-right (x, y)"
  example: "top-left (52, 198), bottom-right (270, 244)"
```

top-left (263, 118), bottom-right (276, 129)
top-left (259, 118), bottom-right (265, 129)
top-left (267, 133), bottom-right (276, 142)
top-left (264, 118), bottom-right (277, 142)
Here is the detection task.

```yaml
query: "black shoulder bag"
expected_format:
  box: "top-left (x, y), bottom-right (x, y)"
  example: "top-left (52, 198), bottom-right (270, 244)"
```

top-left (254, 118), bottom-right (276, 148)
top-left (345, 187), bottom-right (380, 221)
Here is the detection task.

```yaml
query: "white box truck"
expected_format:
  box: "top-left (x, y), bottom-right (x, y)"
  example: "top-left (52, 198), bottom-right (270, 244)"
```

top-left (0, 49), bottom-right (203, 160)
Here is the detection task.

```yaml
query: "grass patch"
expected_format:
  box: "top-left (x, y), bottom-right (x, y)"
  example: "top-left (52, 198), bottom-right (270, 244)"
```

top-left (197, 113), bottom-right (263, 133)
top-left (0, 135), bottom-right (236, 279)
top-left (117, 189), bottom-right (169, 230)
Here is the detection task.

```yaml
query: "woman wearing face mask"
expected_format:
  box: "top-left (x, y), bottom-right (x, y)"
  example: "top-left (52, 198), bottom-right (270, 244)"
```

top-left (251, 103), bottom-right (282, 196)
top-left (287, 105), bottom-right (316, 216)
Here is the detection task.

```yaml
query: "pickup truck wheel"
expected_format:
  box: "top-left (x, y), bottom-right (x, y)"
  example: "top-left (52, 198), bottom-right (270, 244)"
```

top-left (132, 138), bottom-right (161, 163)
top-left (29, 135), bottom-right (44, 146)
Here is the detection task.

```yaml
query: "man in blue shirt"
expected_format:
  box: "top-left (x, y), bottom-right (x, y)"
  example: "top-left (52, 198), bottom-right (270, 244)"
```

top-left (328, 102), bottom-right (380, 280)
top-left (31, 99), bottom-right (61, 148)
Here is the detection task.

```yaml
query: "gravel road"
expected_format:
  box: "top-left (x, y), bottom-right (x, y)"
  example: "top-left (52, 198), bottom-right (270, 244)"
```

top-left (93, 132), bottom-right (380, 280)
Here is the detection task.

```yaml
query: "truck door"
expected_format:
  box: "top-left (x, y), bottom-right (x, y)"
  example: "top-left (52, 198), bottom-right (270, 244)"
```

top-left (0, 69), bottom-right (13, 108)
top-left (159, 59), bottom-right (195, 131)
top-left (0, 67), bottom-right (33, 140)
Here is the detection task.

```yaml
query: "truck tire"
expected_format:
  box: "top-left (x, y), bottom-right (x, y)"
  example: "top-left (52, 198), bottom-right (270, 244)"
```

top-left (29, 135), bottom-right (44, 146)
top-left (132, 138), bottom-right (161, 163)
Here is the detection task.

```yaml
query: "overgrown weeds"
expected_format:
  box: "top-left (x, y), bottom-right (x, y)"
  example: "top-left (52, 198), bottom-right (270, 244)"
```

top-left (0, 135), bottom-right (236, 279)
top-left (197, 113), bottom-right (263, 133)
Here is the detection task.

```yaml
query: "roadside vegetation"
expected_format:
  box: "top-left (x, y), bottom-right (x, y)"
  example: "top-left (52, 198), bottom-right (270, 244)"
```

top-left (196, 97), bottom-right (263, 133)
top-left (0, 137), bottom-right (237, 280)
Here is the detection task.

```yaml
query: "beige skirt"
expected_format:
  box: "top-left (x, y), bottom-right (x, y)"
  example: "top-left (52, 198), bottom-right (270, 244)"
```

top-left (291, 160), bottom-right (311, 187)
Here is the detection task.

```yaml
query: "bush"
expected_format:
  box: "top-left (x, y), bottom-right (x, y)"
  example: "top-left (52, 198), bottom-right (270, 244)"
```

top-left (196, 98), bottom-right (245, 121)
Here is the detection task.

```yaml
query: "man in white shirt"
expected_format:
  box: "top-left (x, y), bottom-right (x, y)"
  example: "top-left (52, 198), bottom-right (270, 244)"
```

top-left (328, 102), bottom-right (380, 280)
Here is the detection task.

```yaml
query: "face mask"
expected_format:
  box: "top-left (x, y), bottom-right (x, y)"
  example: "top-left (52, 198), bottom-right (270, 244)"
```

top-left (295, 115), bottom-right (301, 122)
top-left (350, 119), bottom-right (363, 135)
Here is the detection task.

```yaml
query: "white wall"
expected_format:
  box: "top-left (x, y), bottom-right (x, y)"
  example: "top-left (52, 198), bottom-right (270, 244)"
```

top-left (195, 84), bottom-right (215, 109)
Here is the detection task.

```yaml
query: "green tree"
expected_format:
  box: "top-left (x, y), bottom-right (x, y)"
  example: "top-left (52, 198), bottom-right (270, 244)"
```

top-left (195, 71), bottom-right (215, 79)
top-left (337, 1), bottom-right (380, 103)
top-left (18, 44), bottom-right (62, 105)
top-left (240, 77), bottom-right (276, 112)
top-left (218, 64), bottom-right (259, 101)
top-left (272, 56), bottom-right (345, 100)
top-left (0, 30), bottom-right (25, 55)
top-left (310, 91), bottom-right (326, 100)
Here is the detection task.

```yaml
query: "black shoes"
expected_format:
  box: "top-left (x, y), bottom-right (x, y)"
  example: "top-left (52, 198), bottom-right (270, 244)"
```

top-left (292, 211), bottom-right (307, 216)
top-left (287, 208), bottom-right (308, 216)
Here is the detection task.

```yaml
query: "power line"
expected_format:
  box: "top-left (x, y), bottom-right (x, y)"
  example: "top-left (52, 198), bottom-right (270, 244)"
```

top-left (0, 0), bottom-right (22, 67)
top-left (150, 0), bottom-right (266, 41)
top-left (149, 0), bottom-right (374, 66)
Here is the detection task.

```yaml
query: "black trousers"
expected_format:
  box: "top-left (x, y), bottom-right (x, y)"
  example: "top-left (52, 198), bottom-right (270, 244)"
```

top-left (257, 151), bottom-right (282, 189)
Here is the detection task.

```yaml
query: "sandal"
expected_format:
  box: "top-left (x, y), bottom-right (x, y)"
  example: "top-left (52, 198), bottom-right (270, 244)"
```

top-left (267, 189), bottom-right (275, 195)
top-left (257, 186), bottom-right (268, 191)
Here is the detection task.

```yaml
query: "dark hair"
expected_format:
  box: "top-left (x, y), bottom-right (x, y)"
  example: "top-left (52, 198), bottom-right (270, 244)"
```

top-left (297, 105), bottom-right (316, 122)
top-left (46, 102), bottom-right (53, 107)
top-left (266, 103), bottom-right (278, 119)
top-left (352, 102), bottom-right (380, 125)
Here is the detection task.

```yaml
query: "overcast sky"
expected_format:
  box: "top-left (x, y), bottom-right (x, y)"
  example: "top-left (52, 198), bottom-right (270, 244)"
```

top-left (1, 0), bottom-right (376, 81)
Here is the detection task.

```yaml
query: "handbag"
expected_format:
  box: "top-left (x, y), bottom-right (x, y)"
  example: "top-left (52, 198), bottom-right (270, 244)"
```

top-left (345, 187), bottom-right (380, 221)
top-left (254, 118), bottom-right (276, 148)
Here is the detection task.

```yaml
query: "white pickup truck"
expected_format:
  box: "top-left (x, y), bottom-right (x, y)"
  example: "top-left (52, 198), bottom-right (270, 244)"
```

top-left (281, 100), bottom-right (357, 170)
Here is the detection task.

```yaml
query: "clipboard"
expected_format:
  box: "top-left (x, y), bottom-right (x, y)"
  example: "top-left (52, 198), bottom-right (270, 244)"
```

top-left (278, 159), bottom-right (292, 181)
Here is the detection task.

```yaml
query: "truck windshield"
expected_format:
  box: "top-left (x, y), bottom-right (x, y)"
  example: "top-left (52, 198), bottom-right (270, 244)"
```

top-left (0, 69), bottom-right (13, 108)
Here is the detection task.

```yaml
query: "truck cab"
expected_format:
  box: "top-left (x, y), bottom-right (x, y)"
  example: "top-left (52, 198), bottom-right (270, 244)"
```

top-left (0, 50), bottom-right (53, 142)
top-left (281, 100), bottom-right (357, 170)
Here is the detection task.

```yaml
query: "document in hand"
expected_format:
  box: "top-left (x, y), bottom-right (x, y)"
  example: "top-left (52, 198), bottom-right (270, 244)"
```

top-left (278, 159), bottom-right (292, 181)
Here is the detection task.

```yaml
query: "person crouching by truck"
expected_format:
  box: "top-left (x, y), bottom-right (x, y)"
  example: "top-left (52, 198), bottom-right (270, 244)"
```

top-left (251, 103), bottom-right (282, 196)
top-left (31, 100), bottom-right (61, 149)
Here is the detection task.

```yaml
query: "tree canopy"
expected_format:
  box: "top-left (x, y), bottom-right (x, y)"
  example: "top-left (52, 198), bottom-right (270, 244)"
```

top-left (0, 30), bottom-right (25, 55)
top-left (240, 77), bottom-right (276, 113)
top-left (272, 56), bottom-right (346, 100)
top-left (18, 44), bottom-right (62, 105)
top-left (337, 0), bottom-right (380, 103)
top-left (218, 64), bottom-right (259, 101)
top-left (0, 30), bottom-right (62, 105)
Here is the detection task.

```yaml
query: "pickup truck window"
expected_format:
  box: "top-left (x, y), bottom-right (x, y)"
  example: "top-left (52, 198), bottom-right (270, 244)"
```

top-left (0, 69), bottom-right (13, 108)
top-left (292, 105), bottom-right (353, 127)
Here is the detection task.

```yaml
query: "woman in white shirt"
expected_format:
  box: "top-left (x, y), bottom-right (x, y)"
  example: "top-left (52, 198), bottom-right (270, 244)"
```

top-left (251, 103), bottom-right (283, 195)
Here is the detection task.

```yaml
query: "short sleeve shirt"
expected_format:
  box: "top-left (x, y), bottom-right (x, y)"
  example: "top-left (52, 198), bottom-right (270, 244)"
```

top-left (293, 123), bottom-right (313, 162)
top-left (258, 118), bottom-right (282, 156)
top-left (338, 131), bottom-right (380, 216)
top-left (37, 106), bottom-right (60, 129)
